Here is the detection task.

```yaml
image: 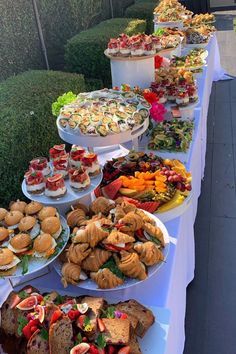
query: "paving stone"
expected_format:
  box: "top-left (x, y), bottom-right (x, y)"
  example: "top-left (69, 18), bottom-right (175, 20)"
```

top-left (213, 100), bottom-right (232, 144)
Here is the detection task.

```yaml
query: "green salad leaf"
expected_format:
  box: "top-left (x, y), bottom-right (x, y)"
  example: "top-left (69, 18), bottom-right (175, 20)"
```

top-left (17, 316), bottom-right (28, 336)
top-left (96, 334), bottom-right (107, 349)
top-left (52, 91), bottom-right (77, 117)
top-left (101, 257), bottom-right (125, 280)
top-left (39, 328), bottom-right (49, 340)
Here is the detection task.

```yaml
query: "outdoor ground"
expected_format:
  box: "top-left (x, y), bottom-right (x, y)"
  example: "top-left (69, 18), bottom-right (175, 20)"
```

top-left (184, 10), bottom-right (236, 354)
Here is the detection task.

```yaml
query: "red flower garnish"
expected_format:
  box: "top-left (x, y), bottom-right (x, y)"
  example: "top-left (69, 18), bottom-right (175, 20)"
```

top-left (150, 102), bottom-right (166, 122)
top-left (155, 55), bottom-right (163, 69)
top-left (143, 91), bottom-right (159, 104)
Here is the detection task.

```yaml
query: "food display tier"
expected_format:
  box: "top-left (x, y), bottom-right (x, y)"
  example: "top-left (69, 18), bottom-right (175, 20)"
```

top-left (53, 210), bottom-right (170, 291)
top-left (104, 49), bottom-right (156, 61)
top-left (21, 172), bottom-right (103, 207)
top-left (57, 117), bottom-right (149, 147)
top-left (3, 215), bottom-right (70, 279)
top-left (157, 44), bottom-right (182, 59)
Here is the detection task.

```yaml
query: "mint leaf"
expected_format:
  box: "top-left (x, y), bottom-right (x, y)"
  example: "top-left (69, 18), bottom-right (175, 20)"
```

top-left (39, 328), bottom-right (49, 340)
top-left (101, 306), bottom-right (115, 319)
top-left (17, 316), bottom-right (28, 336)
top-left (84, 317), bottom-right (90, 327)
top-left (54, 294), bottom-right (65, 305)
top-left (96, 334), bottom-right (107, 349)
top-left (75, 332), bottom-right (83, 344)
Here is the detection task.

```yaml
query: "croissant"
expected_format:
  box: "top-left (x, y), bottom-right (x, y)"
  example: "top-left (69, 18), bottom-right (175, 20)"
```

top-left (61, 262), bottom-right (81, 287)
top-left (119, 212), bottom-right (144, 232)
top-left (121, 202), bottom-right (137, 214)
top-left (143, 223), bottom-right (165, 247)
top-left (115, 251), bottom-right (147, 280)
top-left (134, 242), bottom-right (164, 266)
top-left (135, 209), bottom-right (155, 225)
top-left (67, 208), bottom-right (87, 227)
top-left (73, 221), bottom-right (109, 247)
top-left (90, 197), bottom-right (115, 215)
top-left (103, 230), bottom-right (135, 245)
top-left (113, 205), bottom-right (126, 222)
top-left (67, 243), bottom-right (91, 265)
top-left (81, 248), bottom-right (112, 272)
top-left (90, 268), bottom-right (124, 289)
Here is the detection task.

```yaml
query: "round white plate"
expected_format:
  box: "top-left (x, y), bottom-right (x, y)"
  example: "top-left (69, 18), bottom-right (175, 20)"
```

top-left (154, 192), bottom-right (193, 223)
top-left (53, 210), bottom-right (170, 291)
top-left (1, 215), bottom-right (70, 278)
top-left (57, 118), bottom-right (149, 148)
top-left (22, 172), bottom-right (103, 206)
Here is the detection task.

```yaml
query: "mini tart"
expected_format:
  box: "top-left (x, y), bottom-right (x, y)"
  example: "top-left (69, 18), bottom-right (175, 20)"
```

top-left (38, 206), bottom-right (57, 221)
top-left (41, 217), bottom-right (62, 239)
top-left (8, 233), bottom-right (31, 253)
top-left (0, 227), bottom-right (11, 242)
top-left (4, 211), bottom-right (24, 228)
top-left (25, 201), bottom-right (43, 215)
top-left (9, 200), bottom-right (27, 213)
top-left (33, 233), bottom-right (57, 257)
top-left (0, 208), bottom-right (7, 222)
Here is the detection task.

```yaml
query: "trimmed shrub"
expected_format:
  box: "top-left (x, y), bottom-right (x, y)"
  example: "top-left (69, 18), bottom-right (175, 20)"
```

top-left (125, 1), bottom-right (157, 34)
top-left (65, 18), bottom-right (146, 86)
top-left (0, 70), bottom-right (86, 206)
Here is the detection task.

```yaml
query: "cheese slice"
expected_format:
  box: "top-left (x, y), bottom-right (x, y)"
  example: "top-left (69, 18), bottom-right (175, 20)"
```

top-left (33, 238), bottom-right (57, 258)
top-left (8, 244), bottom-right (28, 253)
top-left (0, 256), bottom-right (20, 270)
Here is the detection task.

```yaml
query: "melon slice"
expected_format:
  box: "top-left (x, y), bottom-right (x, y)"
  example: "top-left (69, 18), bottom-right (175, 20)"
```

top-left (101, 179), bottom-right (123, 199)
top-left (119, 188), bottom-right (138, 197)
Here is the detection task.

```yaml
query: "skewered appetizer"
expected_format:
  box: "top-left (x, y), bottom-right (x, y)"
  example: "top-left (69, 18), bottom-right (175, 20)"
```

top-left (97, 151), bottom-right (192, 214)
top-left (0, 201), bottom-right (65, 277)
top-left (29, 157), bottom-right (50, 177)
top-left (57, 89), bottom-right (150, 137)
top-left (1, 285), bottom-right (155, 354)
top-left (24, 170), bottom-right (45, 195)
top-left (69, 167), bottom-right (91, 191)
top-left (59, 197), bottom-right (167, 289)
top-left (45, 174), bottom-right (67, 198)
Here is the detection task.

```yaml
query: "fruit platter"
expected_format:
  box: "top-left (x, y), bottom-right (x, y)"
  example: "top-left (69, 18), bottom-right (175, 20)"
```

top-left (0, 285), bottom-right (158, 354)
top-left (152, 68), bottom-right (198, 107)
top-left (94, 151), bottom-right (192, 221)
top-left (21, 145), bottom-right (103, 206)
top-left (148, 119), bottom-right (194, 152)
top-left (0, 201), bottom-right (69, 277)
top-left (54, 197), bottom-right (169, 290)
top-left (56, 89), bottom-right (150, 147)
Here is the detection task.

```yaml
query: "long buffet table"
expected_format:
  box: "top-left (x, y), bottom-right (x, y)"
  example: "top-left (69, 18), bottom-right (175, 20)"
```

top-left (0, 34), bottom-right (223, 354)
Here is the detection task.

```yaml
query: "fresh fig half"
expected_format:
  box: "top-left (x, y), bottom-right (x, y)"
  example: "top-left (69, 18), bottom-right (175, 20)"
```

top-left (16, 295), bottom-right (38, 310)
top-left (70, 343), bottom-right (90, 354)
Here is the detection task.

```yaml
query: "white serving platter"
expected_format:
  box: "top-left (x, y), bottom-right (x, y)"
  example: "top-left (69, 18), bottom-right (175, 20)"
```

top-left (54, 210), bottom-right (170, 291)
top-left (0, 216), bottom-right (70, 279)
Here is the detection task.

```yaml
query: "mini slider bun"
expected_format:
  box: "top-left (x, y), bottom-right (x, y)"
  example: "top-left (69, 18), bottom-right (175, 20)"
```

top-left (33, 233), bottom-right (57, 257)
top-left (18, 216), bottom-right (40, 239)
top-left (25, 201), bottom-right (43, 215)
top-left (8, 233), bottom-right (31, 253)
top-left (10, 200), bottom-right (27, 213)
top-left (38, 206), bottom-right (57, 221)
top-left (0, 208), bottom-right (8, 221)
top-left (0, 248), bottom-right (20, 275)
top-left (4, 211), bottom-right (24, 228)
top-left (41, 217), bottom-right (62, 239)
top-left (0, 227), bottom-right (10, 242)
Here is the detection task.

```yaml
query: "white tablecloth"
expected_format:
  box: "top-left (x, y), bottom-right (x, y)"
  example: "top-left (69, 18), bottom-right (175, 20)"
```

top-left (0, 34), bottom-right (223, 354)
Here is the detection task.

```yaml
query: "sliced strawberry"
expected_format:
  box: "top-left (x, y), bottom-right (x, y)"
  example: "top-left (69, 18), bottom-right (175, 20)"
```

top-left (22, 319), bottom-right (39, 340)
top-left (97, 318), bottom-right (105, 332)
top-left (89, 345), bottom-right (99, 354)
top-left (76, 314), bottom-right (87, 329)
top-left (50, 310), bottom-right (63, 326)
top-left (107, 346), bottom-right (116, 354)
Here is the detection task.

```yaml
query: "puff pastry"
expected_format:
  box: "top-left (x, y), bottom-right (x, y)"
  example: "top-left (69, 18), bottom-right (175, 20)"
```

top-left (67, 243), bottom-right (91, 265)
top-left (143, 223), bottom-right (165, 247)
top-left (81, 248), bottom-right (112, 272)
top-left (115, 251), bottom-right (147, 280)
top-left (73, 221), bottom-right (109, 247)
top-left (134, 242), bottom-right (164, 266)
top-left (61, 262), bottom-right (81, 287)
top-left (90, 268), bottom-right (124, 289)
top-left (119, 212), bottom-right (144, 232)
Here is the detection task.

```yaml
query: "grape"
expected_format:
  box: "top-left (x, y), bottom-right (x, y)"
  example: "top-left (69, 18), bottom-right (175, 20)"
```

top-left (185, 184), bottom-right (192, 191)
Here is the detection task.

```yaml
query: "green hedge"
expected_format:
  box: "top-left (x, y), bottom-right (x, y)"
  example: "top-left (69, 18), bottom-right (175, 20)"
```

top-left (0, 70), bottom-right (87, 207)
top-left (65, 18), bottom-right (146, 86)
top-left (125, 1), bottom-right (156, 34)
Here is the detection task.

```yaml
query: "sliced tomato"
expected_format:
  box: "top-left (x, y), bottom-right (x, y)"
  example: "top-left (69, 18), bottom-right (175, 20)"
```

top-left (104, 243), bottom-right (132, 252)
top-left (135, 229), bottom-right (147, 242)
top-left (50, 310), bottom-right (63, 326)
top-left (114, 223), bottom-right (125, 230)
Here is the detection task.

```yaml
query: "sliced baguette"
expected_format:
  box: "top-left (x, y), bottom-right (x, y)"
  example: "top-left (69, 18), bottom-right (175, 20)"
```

top-left (1, 291), bottom-right (17, 335)
top-left (102, 318), bottom-right (131, 345)
top-left (49, 316), bottom-right (73, 354)
top-left (27, 329), bottom-right (49, 354)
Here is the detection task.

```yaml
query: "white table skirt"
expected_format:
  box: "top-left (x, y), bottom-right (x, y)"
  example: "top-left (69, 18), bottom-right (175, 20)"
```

top-left (0, 35), bottom-right (224, 354)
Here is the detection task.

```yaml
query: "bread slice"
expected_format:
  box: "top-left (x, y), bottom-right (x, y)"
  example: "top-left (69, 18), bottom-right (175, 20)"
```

top-left (129, 333), bottom-right (142, 354)
top-left (1, 291), bottom-right (17, 335)
top-left (102, 318), bottom-right (131, 345)
top-left (49, 316), bottom-right (73, 354)
top-left (115, 300), bottom-right (154, 337)
top-left (114, 305), bottom-right (139, 331)
top-left (80, 296), bottom-right (105, 339)
top-left (27, 329), bottom-right (49, 354)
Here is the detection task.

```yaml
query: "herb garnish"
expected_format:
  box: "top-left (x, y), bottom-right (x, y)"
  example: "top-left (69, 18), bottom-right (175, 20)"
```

top-left (96, 334), bottom-right (107, 349)
top-left (101, 257), bottom-right (125, 280)
top-left (75, 332), bottom-right (83, 345)
top-left (101, 306), bottom-right (115, 319)
top-left (17, 317), bottom-right (28, 336)
top-left (39, 328), bottom-right (49, 340)
top-left (54, 294), bottom-right (65, 305)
